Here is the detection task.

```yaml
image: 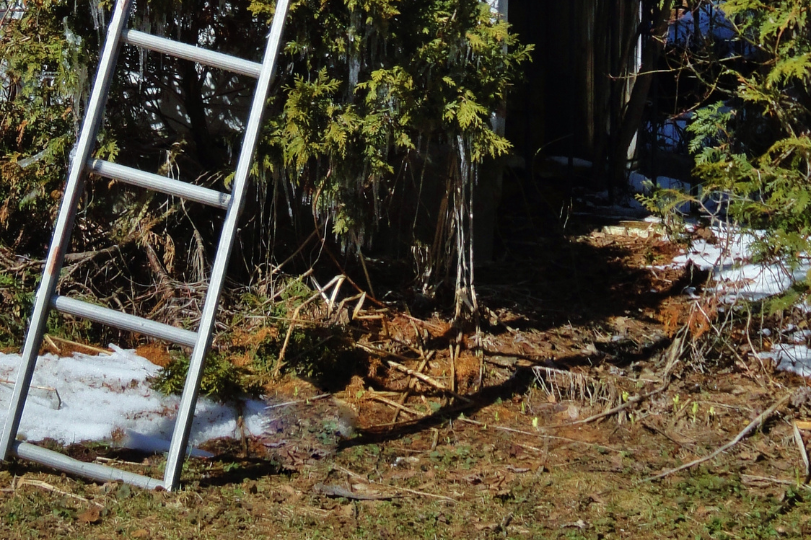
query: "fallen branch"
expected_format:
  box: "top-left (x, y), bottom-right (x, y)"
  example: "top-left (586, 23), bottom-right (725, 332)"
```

top-left (643, 392), bottom-right (794, 482)
top-left (387, 360), bottom-right (472, 404)
top-left (354, 343), bottom-right (420, 365)
top-left (401, 313), bottom-right (444, 333)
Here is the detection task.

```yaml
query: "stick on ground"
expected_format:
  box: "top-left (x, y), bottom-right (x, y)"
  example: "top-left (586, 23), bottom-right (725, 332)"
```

top-left (643, 392), bottom-right (794, 482)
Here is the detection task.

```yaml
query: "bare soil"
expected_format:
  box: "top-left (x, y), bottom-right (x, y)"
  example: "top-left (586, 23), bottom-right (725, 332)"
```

top-left (2, 215), bottom-right (811, 539)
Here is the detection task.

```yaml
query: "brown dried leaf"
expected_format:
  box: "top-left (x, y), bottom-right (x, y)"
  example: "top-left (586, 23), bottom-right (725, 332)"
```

top-left (77, 507), bottom-right (101, 524)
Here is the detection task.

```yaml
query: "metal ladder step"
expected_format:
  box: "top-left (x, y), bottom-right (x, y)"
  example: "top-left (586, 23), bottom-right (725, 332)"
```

top-left (52, 296), bottom-right (198, 348)
top-left (121, 29), bottom-right (262, 78)
top-left (87, 159), bottom-right (231, 209)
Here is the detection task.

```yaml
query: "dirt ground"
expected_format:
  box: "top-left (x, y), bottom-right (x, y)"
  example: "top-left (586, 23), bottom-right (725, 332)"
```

top-left (2, 211), bottom-right (811, 539)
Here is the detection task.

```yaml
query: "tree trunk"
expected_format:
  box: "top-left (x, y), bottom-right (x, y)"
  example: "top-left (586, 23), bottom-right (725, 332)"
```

top-left (610, 0), bottom-right (674, 191)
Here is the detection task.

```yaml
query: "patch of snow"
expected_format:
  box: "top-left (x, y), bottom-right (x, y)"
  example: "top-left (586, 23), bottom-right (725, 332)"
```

top-left (672, 227), bottom-right (810, 304)
top-left (669, 225), bottom-right (810, 378)
top-left (0, 346), bottom-right (267, 454)
top-left (760, 345), bottom-right (811, 378)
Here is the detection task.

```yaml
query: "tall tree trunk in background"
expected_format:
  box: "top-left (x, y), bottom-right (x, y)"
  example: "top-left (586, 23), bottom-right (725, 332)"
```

top-left (474, 0), bottom-right (508, 267)
top-left (609, 0), bottom-right (673, 191)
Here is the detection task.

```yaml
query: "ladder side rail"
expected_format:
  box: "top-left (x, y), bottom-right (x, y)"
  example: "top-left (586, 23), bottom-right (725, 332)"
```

top-left (162, 0), bottom-right (291, 491)
top-left (0, 0), bottom-right (135, 459)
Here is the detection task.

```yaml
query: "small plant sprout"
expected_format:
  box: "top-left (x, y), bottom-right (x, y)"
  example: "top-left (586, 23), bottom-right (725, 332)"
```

top-left (521, 401), bottom-right (526, 414)
top-left (672, 394), bottom-right (680, 414)
top-left (707, 406), bottom-right (716, 426)
top-left (691, 402), bottom-right (699, 424)
top-left (532, 417), bottom-right (539, 429)
top-left (622, 391), bottom-right (630, 403)
top-left (494, 411), bottom-right (500, 422)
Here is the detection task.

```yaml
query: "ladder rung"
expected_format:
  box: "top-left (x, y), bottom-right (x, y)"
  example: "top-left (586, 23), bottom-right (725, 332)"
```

top-left (14, 441), bottom-right (164, 490)
top-left (52, 296), bottom-right (198, 348)
top-left (88, 159), bottom-right (231, 209)
top-left (121, 29), bottom-right (262, 78)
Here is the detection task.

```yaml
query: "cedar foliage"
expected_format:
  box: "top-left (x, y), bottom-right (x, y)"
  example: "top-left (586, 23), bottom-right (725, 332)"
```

top-left (0, 0), bottom-right (531, 322)
top-left (645, 0), bottom-right (810, 309)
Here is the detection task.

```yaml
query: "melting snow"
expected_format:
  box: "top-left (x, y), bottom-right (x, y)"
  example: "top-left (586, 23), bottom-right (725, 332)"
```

top-left (0, 346), bottom-right (267, 455)
top-left (669, 225), bottom-right (811, 377)
top-left (671, 227), bottom-right (810, 304)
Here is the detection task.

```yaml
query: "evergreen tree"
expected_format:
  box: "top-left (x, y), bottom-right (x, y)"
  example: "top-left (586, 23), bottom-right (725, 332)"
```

top-left (0, 0), bottom-right (531, 315)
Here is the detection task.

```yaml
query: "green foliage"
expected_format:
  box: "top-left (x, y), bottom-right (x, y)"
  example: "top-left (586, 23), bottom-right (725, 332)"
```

top-left (0, 0), bottom-right (94, 250)
top-left (150, 352), bottom-right (255, 401)
top-left (252, 0), bottom-right (532, 244)
top-left (252, 324), bottom-right (353, 383)
top-left (1, 0), bottom-right (531, 270)
top-left (677, 0), bottom-right (811, 306)
top-left (0, 270), bottom-right (35, 346)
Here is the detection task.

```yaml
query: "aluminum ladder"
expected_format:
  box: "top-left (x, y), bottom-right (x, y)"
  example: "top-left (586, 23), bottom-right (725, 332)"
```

top-left (0, 0), bottom-right (290, 491)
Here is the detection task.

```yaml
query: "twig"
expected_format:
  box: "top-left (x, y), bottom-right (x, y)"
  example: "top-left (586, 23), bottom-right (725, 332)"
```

top-left (17, 478), bottom-right (103, 507)
top-left (0, 379), bottom-right (62, 410)
top-left (334, 465), bottom-right (456, 503)
top-left (270, 230), bottom-right (318, 276)
top-left (94, 456), bottom-right (146, 467)
top-left (384, 358), bottom-right (447, 390)
top-left (369, 394), bottom-right (424, 417)
top-left (43, 334), bottom-right (60, 354)
top-left (351, 292), bottom-right (366, 320)
top-left (314, 483), bottom-right (398, 501)
top-left (391, 359), bottom-right (472, 404)
top-left (457, 416), bottom-right (623, 451)
top-left (45, 335), bottom-right (110, 355)
top-left (449, 345), bottom-right (457, 394)
top-left (392, 357), bottom-right (430, 424)
top-left (357, 250), bottom-right (376, 300)
top-left (543, 333), bottom-right (684, 429)
top-left (353, 344), bottom-right (471, 401)
top-left (794, 422), bottom-right (810, 482)
top-left (741, 474), bottom-right (811, 491)
top-left (264, 394), bottom-right (331, 410)
top-left (643, 392), bottom-right (794, 482)
top-left (401, 313), bottom-right (444, 333)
